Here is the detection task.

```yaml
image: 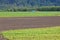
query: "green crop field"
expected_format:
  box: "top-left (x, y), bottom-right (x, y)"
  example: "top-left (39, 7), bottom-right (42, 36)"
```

top-left (0, 11), bottom-right (60, 17)
top-left (1, 26), bottom-right (60, 40)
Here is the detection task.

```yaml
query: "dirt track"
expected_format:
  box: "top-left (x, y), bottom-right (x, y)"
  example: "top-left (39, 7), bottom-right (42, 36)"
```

top-left (0, 16), bottom-right (60, 32)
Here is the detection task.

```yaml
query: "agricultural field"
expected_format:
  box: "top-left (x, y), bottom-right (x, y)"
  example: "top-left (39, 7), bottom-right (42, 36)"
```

top-left (0, 0), bottom-right (60, 40)
top-left (0, 11), bottom-right (60, 40)
top-left (1, 26), bottom-right (60, 40)
top-left (0, 11), bottom-right (60, 17)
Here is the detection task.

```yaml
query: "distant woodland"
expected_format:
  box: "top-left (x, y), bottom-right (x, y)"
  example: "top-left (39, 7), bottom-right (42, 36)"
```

top-left (0, 0), bottom-right (60, 11)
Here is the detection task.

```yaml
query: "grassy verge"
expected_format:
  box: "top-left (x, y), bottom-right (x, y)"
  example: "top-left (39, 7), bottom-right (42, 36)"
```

top-left (1, 26), bottom-right (60, 40)
top-left (0, 11), bottom-right (60, 17)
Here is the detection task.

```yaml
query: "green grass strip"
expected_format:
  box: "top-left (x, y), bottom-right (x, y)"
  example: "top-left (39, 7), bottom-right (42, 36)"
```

top-left (0, 11), bottom-right (60, 17)
top-left (1, 26), bottom-right (60, 40)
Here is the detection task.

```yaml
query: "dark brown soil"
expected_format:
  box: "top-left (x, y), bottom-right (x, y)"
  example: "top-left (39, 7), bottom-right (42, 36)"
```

top-left (0, 16), bottom-right (60, 32)
top-left (0, 16), bottom-right (60, 40)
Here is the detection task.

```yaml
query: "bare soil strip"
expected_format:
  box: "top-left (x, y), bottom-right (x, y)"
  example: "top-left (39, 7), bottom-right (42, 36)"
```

top-left (0, 16), bottom-right (60, 32)
top-left (0, 16), bottom-right (60, 40)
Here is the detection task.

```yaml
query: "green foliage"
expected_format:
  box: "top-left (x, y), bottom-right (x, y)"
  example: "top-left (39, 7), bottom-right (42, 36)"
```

top-left (1, 26), bottom-right (60, 40)
top-left (0, 0), bottom-right (60, 11)
top-left (36, 6), bottom-right (60, 11)
top-left (0, 6), bottom-right (60, 12)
